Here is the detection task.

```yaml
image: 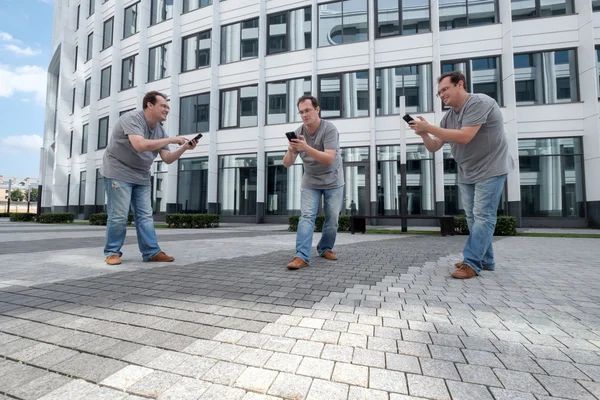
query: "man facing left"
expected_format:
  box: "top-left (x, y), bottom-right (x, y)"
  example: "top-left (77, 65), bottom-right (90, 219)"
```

top-left (101, 91), bottom-right (197, 265)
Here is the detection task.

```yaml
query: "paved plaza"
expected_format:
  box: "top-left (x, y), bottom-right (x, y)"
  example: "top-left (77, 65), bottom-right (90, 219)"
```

top-left (0, 219), bottom-right (600, 400)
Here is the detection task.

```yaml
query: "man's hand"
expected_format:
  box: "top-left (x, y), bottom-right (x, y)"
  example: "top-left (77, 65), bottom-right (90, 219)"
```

top-left (184, 139), bottom-right (197, 150)
top-left (289, 135), bottom-right (308, 153)
top-left (287, 144), bottom-right (298, 155)
top-left (170, 136), bottom-right (188, 146)
top-left (409, 116), bottom-right (431, 136)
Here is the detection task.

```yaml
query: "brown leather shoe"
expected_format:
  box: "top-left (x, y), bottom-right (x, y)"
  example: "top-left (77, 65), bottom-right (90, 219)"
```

top-left (106, 255), bottom-right (122, 265)
top-left (149, 251), bottom-right (175, 262)
top-left (321, 250), bottom-right (338, 260)
top-left (451, 263), bottom-right (477, 279)
top-left (287, 257), bottom-right (309, 270)
top-left (455, 262), bottom-right (493, 271)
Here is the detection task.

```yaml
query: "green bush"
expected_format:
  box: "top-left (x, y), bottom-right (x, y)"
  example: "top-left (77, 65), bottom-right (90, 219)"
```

top-left (38, 213), bottom-right (75, 224)
top-left (89, 213), bottom-right (134, 225)
top-left (0, 212), bottom-right (10, 218)
top-left (9, 213), bottom-right (36, 222)
top-left (454, 215), bottom-right (517, 236)
top-left (288, 215), bottom-right (350, 232)
top-left (165, 214), bottom-right (220, 228)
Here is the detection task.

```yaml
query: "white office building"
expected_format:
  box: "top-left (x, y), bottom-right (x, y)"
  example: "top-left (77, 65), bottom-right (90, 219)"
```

top-left (41, 0), bottom-right (600, 227)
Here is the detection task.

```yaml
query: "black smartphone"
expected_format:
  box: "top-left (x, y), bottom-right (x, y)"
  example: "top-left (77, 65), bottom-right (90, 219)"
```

top-left (402, 114), bottom-right (415, 124)
top-left (190, 133), bottom-right (203, 142)
top-left (285, 131), bottom-right (298, 141)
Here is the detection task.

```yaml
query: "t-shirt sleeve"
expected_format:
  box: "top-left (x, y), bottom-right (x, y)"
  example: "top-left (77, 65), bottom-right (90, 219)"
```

top-left (122, 113), bottom-right (146, 136)
top-left (323, 123), bottom-right (339, 150)
top-left (462, 97), bottom-right (493, 127)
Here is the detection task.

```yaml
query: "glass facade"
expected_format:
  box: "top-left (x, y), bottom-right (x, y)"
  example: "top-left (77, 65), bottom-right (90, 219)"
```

top-left (439, 0), bottom-right (497, 30)
top-left (514, 49), bottom-right (579, 105)
top-left (121, 55), bottom-right (136, 90)
top-left (267, 7), bottom-right (311, 55)
top-left (95, 169), bottom-right (105, 211)
top-left (124, 2), bottom-right (138, 38)
top-left (81, 124), bottom-right (88, 154)
top-left (98, 116), bottom-right (109, 149)
top-left (100, 66), bottom-right (111, 99)
top-left (79, 171), bottom-right (86, 213)
top-left (220, 85), bottom-right (258, 128)
top-left (318, 0), bottom-right (368, 47)
top-left (266, 152), bottom-right (303, 216)
top-left (178, 157), bottom-right (209, 213)
top-left (511, 0), bottom-right (574, 20)
top-left (150, 0), bottom-right (173, 25)
top-left (219, 154), bottom-right (257, 216)
top-left (180, 93), bottom-right (210, 135)
top-left (442, 56), bottom-right (502, 105)
top-left (83, 78), bottom-right (91, 107)
top-left (183, 0), bottom-right (212, 13)
top-left (148, 42), bottom-right (170, 82)
top-left (266, 77), bottom-right (311, 125)
top-left (375, 0), bottom-right (430, 37)
top-left (182, 30), bottom-right (211, 72)
top-left (341, 147), bottom-right (370, 216)
top-left (319, 70), bottom-right (369, 119)
top-left (102, 17), bottom-right (113, 50)
top-left (86, 32), bottom-right (93, 61)
top-left (519, 138), bottom-right (584, 218)
top-left (221, 18), bottom-right (259, 64)
top-left (376, 63), bottom-right (433, 115)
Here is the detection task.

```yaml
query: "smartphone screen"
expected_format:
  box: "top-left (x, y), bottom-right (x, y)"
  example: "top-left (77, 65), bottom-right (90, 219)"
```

top-left (285, 131), bottom-right (297, 141)
top-left (402, 114), bottom-right (414, 124)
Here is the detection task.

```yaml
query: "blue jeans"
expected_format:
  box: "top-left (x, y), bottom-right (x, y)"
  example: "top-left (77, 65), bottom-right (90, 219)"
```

top-left (459, 174), bottom-right (507, 274)
top-left (104, 178), bottom-right (161, 261)
top-left (296, 185), bottom-right (344, 263)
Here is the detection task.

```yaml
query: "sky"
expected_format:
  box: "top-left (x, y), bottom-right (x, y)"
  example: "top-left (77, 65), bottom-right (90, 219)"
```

top-left (0, 0), bottom-right (54, 180)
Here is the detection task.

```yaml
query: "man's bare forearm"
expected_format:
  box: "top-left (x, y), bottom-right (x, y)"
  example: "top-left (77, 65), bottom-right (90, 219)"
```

top-left (283, 150), bottom-right (298, 168)
top-left (419, 133), bottom-right (444, 152)
top-left (161, 145), bottom-right (187, 164)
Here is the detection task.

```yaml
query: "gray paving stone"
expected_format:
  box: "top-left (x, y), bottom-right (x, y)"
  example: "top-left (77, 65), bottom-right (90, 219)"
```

top-left (447, 381), bottom-right (493, 400)
top-left (575, 362), bottom-right (600, 381)
top-left (306, 379), bottom-right (348, 400)
top-left (494, 369), bottom-right (548, 395)
top-left (291, 340), bottom-right (324, 357)
top-left (386, 353), bottom-right (421, 374)
top-left (36, 379), bottom-right (99, 400)
top-left (429, 344), bottom-right (466, 362)
top-left (462, 349), bottom-right (503, 368)
top-left (264, 352), bottom-right (303, 373)
top-left (0, 363), bottom-right (47, 393)
top-left (536, 359), bottom-right (589, 379)
top-left (420, 358), bottom-right (460, 380)
top-left (497, 353), bottom-right (545, 373)
top-left (171, 356), bottom-right (217, 378)
top-left (524, 344), bottom-right (572, 362)
top-left (235, 348), bottom-right (274, 367)
top-left (201, 361), bottom-right (246, 385)
top-left (127, 371), bottom-right (181, 398)
top-left (352, 347), bottom-right (386, 368)
top-left (156, 377), bottom-right (211, 400)
top-left (456, 363), bottom-right (501, 387)
top-left (397, 341), bottom-right (430, 358)
top-left (234, 366), bottom-right (279, 393)
top-left (406, 374), bottom-right (450, 400)
top-left (488, 387), bottom-right (536, 400)
top-left (534, 374), bottom-right (595, 400)
top-left (198, 383), bottom-right (246, 400)
top-left (100, 365), bottom-right (155, 390)
top-left (8, 372), bottom-right (71, 400)
top-left (348, 386), bottom-right (388, 400)
top-left (369, 368), bottom-right (408, 394)
top-left (331, 362), bottom-right (368, 387)
top-left (321, 344), bottom-right (353, 363)
top-left (296, 357), bottom-right (335, 380)
top-left (459, 336), bottom-right (498, 352)
top-left (267, 372), bottom-right (312, 400)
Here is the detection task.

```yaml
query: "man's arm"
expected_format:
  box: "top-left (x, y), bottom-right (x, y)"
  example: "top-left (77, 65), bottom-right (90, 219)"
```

top-left (417, 133), bottom-right (446, 153)
top-left (283, 145), bottom-right (299, 168)
top-left (159, 140), bottom-right (197, 164)
top-left (410, 116), bottom-right (480, 145)
top-left (303, 146), bottom-right (336, 165)
top-left (128, 134), bottom-right (184, 152)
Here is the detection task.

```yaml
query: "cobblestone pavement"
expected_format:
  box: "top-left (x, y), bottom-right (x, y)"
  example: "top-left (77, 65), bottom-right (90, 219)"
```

top-left (1, 219), bottom-right (600, 399)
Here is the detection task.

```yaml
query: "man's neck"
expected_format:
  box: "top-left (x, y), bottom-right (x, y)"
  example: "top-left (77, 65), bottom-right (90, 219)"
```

top-left (143, 109), bottom-right (158, 128)
top-left (452, 92), bottom-right (470, 112)
top-left (304, 118), bottom-right (321, 134)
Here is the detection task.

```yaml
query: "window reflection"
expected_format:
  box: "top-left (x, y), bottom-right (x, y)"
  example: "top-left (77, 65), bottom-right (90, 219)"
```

top-left (319, 70), bottom-right (369, 119)
top-left (79, 171), bottom-right (86, 214)
top-left (220, 85), bottom-right (258, 129)
top-left (148, 42), bottom-right (170, 82)
top-left (124, 3), bottom-right (138, 38)
top-left (81, 124), bottom-right (88, 154)
top-left (98, 116), bottom-right (109, 149)
top-left (376, 63), bottom-right (432, 115)
top-left (221, 18), bottom-right (259, 64)
top-left (102, 18), bottom-right (113, 50)
top-left (182, 30), bottom-right (211, 72)
top-left (180, 93), bottom-right (210, 135)
top-left (267, 77), bottom-right (312, 124)
top-left (319, 0), bottom-right (368, 47)
top-left (511, 0), bottom-right (574, 20)
top-left (519, 138), bottom-right (584, 218)
top-left (219, 154), bottom-right (257, 216)
top-left (100, 66), bottom-right (111, 99)
top-left (183, 0), bottom-right (212, 13)
top-left (150, 0), bottom-right (172, 25)
top-left (266, 152), bottom-right (303, 215)
top-left (95, 169), bottom-right (105, 212)
top-left (268, 7), bottom-right (311, 55)
top-left (121, 55), bottom-right (136, 90)
top-left (178, 157), bottom-right (209, 213)
top-left (441, 56), bottom-right (502, 105)
top-left (439, 0), bottom-right (497, 30)
top-left (376, 0), bottom-right (430, 37)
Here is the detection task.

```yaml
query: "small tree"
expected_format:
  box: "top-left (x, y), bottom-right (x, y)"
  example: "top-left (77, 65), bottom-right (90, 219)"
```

top-left (10, 189), bottom-right (24, 202)
top-left (27, 188), bottom-right (38, 202)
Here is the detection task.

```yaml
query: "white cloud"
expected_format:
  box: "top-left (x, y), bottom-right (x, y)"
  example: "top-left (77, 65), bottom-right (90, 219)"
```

top-left (2, 44), bottom-right (41, 56)
top-left (0, 31), bottom-right (14, 41)
top-left (0, 64), bottom-right (47, 103)
top-left (0, 135), bottom-right (43, 153)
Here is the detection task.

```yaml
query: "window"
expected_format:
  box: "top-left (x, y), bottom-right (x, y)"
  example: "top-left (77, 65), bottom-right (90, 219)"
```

top-left (183, 0), bottom-right (212, 13)
top-left (220, 85), bottom-right (258, 128)
top-left (150, 0), bottom-right (173, 26)
top-left (441, 56), bottom-right (502, 105)
top-left (376, 64), bottom-right (432, 115)
top-left (76, 5), bottom-right (80, 30)
top-left (74, 46), bottom-right (78, 71)
top-left (266, 77), bottom-right (311, 124)
top-left (88, 0), bottom-right (95, 17)
top-left (66, 175), bottom-right (71, 208)
top-left (86, 32), bottom-right (93, 61)
top-left (71, 87), bottom-right (76, 114)
top-left (83, 78), bottom-right (91, 107)
top-left (597, 47), bottom-right (600, 95)
top-left (98, 116), bottom-right (109, 149)
top-left (100, 66), bottom-right (111, 99)
top-left (594, 0), bottom-right (600, 11)
top-left (319, 70), bottom-right (369, 119)
top-left (182, 30), bottom-right (211, 72)
top-left (124, 2), bottom-right (138, 38)
top-left (69, 131), bottom-right (73, 158)
top-left (319, 0), bottom-right (368, 47)
top-left (119, 108), bottom-right (135, 116)
top-left (218, 154), bottom-right (257, 216)
top-left (267, 7), bottom-right (311, 55)
top-left (511, 0), bottom-right (574, 20)
top-left (148, 42), bottom-right (170, 82)
top-left (121, 55), bottom-right (136, 90)
top-left (180, 93), bottom-right (210, 134)
top-left (375, 0), bottom-right (430, 38)
top-left (439, 0), bottom-right (497, 30)
top-left (102, 18), bottom-right (113, 50)
top-left (266, 152), bottom-right (303, 215)
top-left (95, 169), bottom-right (105, 211)
top-left (81, 124), bottom-right (88, 154)
top-left (514, 49), bottom-right (578, 105)
top-left (221, 18), bottom-right (259, 64)
top-left (79, 171), bottom-right (86, 213)
top-left (519, 138), bottom-right (584, 217)
top-left (177, 157), bottom-right (209, 213)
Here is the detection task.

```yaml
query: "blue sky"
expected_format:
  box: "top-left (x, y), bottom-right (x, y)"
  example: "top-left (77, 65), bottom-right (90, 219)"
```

top-left (0, 0), bottom-right (54, 179)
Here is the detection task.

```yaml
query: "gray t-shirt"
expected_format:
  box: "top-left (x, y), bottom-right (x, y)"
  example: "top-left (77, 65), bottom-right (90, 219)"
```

top-left (295, 120), bottom-right (344, 189)
top-left (101, 110), bottom-right (170, 185)
top-left (440, 93), bottom-right (514, 184)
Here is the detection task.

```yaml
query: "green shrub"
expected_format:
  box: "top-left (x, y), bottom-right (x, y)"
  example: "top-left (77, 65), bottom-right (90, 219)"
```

top-left (89, 213), bottom-right (134, 225)
top-left (38, 213), bottom-right (75, 224)
top-left (0, 212), bottom-right (10, 218)
top-left (9, 213), bottom-right (36, 222)
top-left (454, 215), bottom-right (517, 236)
top-left (165, 214), bottom-right (220, 228)
top-left (288, 215), bottom-right (350, 232)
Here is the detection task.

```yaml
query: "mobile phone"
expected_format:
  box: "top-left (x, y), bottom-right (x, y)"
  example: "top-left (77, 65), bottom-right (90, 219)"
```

top-left (402, 114), bottom-right (415, 124)
top-left (285, 131), bottom-right (298, 141)
top-left (190, 133), bottom-right (203, 142)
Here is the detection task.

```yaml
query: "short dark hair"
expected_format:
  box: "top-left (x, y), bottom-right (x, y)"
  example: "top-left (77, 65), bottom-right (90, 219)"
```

top-left (143, 91), bottom-right (168, 109)
top-left (438, 71), bottom-right (466, 86)
top-left (297, 95), bottom-right (320, 109)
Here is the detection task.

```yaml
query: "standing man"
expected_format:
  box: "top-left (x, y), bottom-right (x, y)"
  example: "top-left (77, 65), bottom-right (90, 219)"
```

top-left (410, 71), bottom-right (514, 279)
top-left (283, 95), bottom-right (344, 270)
top-left (102, 91), bottom-right (198, 265)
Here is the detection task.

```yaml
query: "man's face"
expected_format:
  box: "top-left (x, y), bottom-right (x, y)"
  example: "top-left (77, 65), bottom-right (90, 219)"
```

top-left (437, 77), bottom-right (461, 107)
top-left (149, 95), bottom-right (170, 122)
top-left (298, 99), bottom-right (319, 125)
